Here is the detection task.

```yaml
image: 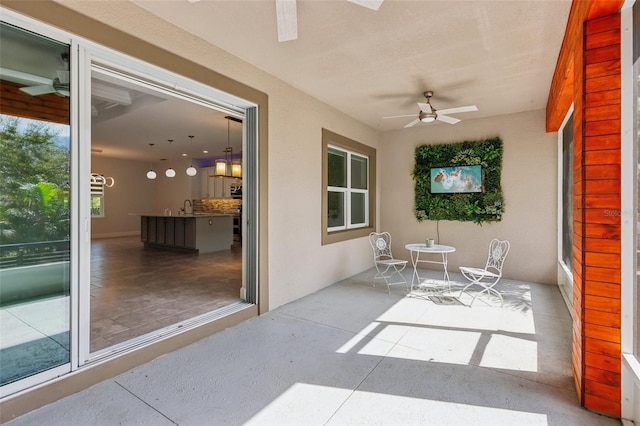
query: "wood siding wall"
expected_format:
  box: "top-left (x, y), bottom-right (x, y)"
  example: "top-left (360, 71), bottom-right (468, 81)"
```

top-left (581, 13), bottom-right (621, 417)
top-left (0, 80), bottom-right (70, 125)
top-left (547, 0), bottom-right (624, 419)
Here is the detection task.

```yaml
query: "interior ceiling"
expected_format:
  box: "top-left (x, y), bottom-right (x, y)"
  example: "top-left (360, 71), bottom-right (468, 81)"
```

top-left (129, 0), bottom-right (572, 131)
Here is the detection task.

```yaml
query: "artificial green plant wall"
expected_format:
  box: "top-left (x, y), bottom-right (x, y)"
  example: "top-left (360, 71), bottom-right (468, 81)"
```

top-left (413, 137), bottom-right (504, 224)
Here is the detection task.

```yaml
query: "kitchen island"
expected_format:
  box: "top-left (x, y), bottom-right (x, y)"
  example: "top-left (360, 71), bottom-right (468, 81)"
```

top-left (140, 214), bottom-right (233, 253)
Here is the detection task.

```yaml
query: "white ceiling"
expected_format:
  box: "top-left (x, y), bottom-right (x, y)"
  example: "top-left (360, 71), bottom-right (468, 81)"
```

top-left (131, 0), bottom-right (571, 131)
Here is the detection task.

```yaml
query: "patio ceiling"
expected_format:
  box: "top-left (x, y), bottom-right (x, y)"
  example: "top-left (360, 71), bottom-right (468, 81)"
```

top-left (59, 0), bottom-right (572, 132)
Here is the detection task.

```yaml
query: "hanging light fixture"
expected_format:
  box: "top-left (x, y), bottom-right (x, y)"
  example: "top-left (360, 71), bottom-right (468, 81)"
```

top-left (165, 139), bottom-right (176, 178)
top-left (214, 119), bottom-right (231, 177)
top-left (228, 115), bottom-right (242, 178)
top-left (185, 135), bottom-right (198, 177)
top-left (231, 160), bottom-right (242, 178)
top-left (146, 143), bottom-right (157, 180)
top-left (214, 116), bottom-right (242, 178)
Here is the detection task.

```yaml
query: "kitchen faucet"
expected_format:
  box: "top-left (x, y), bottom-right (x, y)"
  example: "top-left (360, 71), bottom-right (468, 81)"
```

top-left (183, 199), bottom-right (192, 214)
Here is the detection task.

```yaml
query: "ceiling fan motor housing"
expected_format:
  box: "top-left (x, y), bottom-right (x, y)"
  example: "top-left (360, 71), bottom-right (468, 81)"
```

top-left (419, 110), bottom-right (437, 123)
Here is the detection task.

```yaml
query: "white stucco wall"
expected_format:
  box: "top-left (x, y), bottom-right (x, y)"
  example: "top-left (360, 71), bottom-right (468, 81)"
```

top-left (379, 109), bottom-right (558, 285)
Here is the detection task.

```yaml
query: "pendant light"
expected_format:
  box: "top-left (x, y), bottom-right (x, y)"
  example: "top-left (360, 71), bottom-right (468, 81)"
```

top-left (214, 116), bottom-right (242, 178)
top-left (185, 135), bottom-right (197, 177)
top-left (165, 139), bottom-right (176, 178)
top-left (229, 115), bottom-right (242, 178)
top-left (231, 161), bottom-right (242, 178)
top-left (214, 120), bottom-right (231, 177)
top-left (146, 143), bottom-right (157, 180)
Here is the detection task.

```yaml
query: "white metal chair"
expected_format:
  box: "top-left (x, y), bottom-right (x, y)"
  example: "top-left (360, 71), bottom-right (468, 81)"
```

top-left (459, 239), bottom-right (510, 306)
top-left (369, 232), bottom-right (409, 293)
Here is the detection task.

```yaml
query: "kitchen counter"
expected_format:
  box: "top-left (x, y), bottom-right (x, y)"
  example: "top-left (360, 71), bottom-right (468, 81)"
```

top-left (140, 215), bottom-right (233, 253)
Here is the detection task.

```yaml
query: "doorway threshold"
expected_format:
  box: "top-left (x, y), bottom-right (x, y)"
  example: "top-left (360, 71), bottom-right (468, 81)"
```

top-left (85, 301), bottom-right (254, 365)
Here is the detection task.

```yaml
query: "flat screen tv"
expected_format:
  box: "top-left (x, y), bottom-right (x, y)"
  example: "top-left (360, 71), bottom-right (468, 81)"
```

top-left (430, 165), bottom-right (483, 194)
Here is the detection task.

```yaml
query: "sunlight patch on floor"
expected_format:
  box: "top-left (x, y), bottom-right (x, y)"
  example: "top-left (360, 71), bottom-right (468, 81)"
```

top-left (331, 389), bottom-right (549, 425)
top-left (479, 334), bottom-right (538, 372)
top-left (335, 294), bottom-right (538, 372)
top-left (246, 383), bottom-right (549, 425)
top-left (245, 383), bottom-right (353, 425)
top-left (387, 327), bottom-right (482, 365)
top-left (0, 296), bottom-right (69, 348)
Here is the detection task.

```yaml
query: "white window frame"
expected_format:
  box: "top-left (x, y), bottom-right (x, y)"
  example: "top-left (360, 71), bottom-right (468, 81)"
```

top-left (557, 104), bottom-right (574, 312)
top-left (327, 145), bottom-right (369, 232)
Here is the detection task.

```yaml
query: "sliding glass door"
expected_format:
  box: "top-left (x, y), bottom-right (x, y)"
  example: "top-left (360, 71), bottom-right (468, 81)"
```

top-left (0, 9), bottom-right (259, 397)
top-left (0, 22), bottom-right (72, 389)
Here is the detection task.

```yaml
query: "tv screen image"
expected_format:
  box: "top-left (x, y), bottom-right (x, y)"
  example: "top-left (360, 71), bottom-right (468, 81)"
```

top-left (430, 165), bottom-right (483, 194)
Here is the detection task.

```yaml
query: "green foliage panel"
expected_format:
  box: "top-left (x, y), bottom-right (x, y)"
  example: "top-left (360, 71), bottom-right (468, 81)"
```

top-left (413, 137), bottom-right (504, 224)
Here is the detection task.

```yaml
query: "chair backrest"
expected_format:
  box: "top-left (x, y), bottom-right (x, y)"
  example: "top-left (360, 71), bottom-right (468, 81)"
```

top-left (369, 232), bottom-right (394, 261)
top-left (484, 239), bottom-right (510, 275)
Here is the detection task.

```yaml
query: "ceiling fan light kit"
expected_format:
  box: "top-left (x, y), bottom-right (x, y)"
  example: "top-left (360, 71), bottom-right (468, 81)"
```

top-left (384, 90), bottom-right (478, 128)
top-left (419, 111), bottom-right (437, 123)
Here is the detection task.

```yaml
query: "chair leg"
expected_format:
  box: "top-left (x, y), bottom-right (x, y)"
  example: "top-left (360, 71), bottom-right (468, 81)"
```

top-left (461, 278), bottom-right (504, 307)
top-left (373, 265), bottom-right (408, 294)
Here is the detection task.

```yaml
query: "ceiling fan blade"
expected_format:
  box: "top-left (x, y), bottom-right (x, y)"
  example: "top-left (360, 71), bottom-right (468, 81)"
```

top-left (437, 115), bottom-right (461, 125)
top-left (346, 0), bottom-right (384, 11)
top-left (437, 105), bottom-right (478, 115)
top-left (417, 102), bottom-right (432, 113)
top-left (56, 69), bottom-right (70, 85)
top-left (404, 118), bottom-right (420, 128)
top-left (382, 113), bottom-right (415, 119)
top-left (275, 0), bottom-right (298, 42)
top-left (20, 84), bottom-right (55, 96)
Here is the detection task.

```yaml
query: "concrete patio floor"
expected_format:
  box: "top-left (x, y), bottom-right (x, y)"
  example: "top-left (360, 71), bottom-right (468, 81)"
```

top-left (6, 269), bottom-right (621, 425)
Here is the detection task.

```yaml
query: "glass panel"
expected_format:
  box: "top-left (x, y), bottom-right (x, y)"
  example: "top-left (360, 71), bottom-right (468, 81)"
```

top-left (91, 196), bottom-right (103, 217)
top-left (351, 154), bottom-right (368, 190)
top-left (634, 1), bottom-right (640, 358)
top-left (350, 192), bottom-right (366, 225)
top-left (328, 191), bottom-right (345, 228)
top-left (0, 23), bottom-right (71, 386)
top-left (89, 66), bottom-right (244, 354)
top-left (562, 114), bottom-right (574, 271)
top-left (328, 147), bottom-right (346, 187)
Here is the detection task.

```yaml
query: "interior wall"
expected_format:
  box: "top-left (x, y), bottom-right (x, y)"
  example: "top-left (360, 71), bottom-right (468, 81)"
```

top-left (379, 109), bottom-right (558, 285)
top-left (151, 157), bottom-right (194, 215)
top-left (91, 156), bottom-right (155, 238)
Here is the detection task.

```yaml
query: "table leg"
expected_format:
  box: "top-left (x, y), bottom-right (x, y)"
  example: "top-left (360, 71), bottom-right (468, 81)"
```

top-left (441, 252), bottom-right (450, 291)
top-left (411, 250), bottom-right (420, 287)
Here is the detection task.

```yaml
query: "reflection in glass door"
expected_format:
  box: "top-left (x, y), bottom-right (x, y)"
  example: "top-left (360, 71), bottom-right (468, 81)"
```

top-left (0, 22), bottom-right (71, 388)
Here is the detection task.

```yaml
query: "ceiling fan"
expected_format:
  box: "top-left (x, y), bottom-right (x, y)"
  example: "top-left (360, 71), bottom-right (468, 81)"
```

top-left (383, 91), bottom-right (478, 128)
top-left (275, 0), bottom-right (384, 42)
top-left (19, 53), bottom-right (70, 97)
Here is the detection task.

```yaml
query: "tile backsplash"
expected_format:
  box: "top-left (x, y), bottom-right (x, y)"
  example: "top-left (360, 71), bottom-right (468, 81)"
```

top-left (193, 198), bottom-right (241, 215)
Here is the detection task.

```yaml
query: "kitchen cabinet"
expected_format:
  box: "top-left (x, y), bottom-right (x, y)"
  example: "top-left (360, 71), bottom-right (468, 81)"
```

top-left (140, 215), bottom-right (231, 253)
top-left (200, 167), bottom-right (242, 198)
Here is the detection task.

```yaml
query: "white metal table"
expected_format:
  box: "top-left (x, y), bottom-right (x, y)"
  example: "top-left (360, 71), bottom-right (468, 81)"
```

top-left (405, 243), bottom-right (456, 292)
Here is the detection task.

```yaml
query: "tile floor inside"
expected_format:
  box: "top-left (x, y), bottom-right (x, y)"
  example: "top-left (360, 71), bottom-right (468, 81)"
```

top-left (4, 268), bottom-right (621, 425)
